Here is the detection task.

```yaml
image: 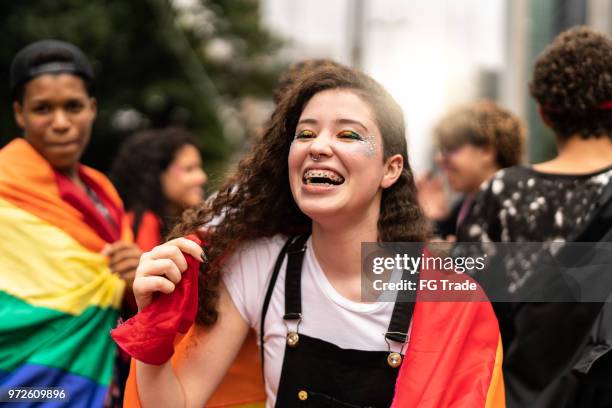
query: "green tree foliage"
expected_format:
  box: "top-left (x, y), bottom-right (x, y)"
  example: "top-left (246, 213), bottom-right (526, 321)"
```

top-left (0, 0), bottom-right (283, 175)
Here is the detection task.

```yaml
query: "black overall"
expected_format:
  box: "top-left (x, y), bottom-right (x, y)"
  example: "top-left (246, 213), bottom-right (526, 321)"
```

top-left (260, 235), bottom-right (417, 408)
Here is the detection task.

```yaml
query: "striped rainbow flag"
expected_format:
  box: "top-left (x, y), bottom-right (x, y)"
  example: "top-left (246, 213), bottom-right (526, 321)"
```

top-left (122, 251), bottom-right (505, 407)
top-left (0, 138), bottom-right (131, 407)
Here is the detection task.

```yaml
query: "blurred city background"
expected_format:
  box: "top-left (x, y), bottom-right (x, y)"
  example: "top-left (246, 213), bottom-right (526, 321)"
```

top-left (1, 0), bottom-right (611, 184)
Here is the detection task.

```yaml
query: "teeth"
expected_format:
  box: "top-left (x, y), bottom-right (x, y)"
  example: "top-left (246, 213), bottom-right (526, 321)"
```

top-left (303, 169), bottom-right (345, 185)
top-left (304, 169), bottom-right (344, 181)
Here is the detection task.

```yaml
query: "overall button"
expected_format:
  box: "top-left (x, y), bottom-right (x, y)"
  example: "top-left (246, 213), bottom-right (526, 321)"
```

top-left (387, 352), bottom-right (402, 368)
top-left (287, 332), bottom-right (299, 347)
top-left (298, 390), bottom-right (308, 400)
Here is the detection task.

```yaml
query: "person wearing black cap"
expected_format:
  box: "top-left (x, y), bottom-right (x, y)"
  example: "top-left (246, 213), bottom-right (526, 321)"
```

top-left (0, 40), bottom-right (141, 407)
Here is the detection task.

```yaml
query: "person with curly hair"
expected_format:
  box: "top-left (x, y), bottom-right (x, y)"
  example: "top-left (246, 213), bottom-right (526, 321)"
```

top-left (272, 58), bottom-right (344, 104)
top-left (110, 128), bottom-right (208, 252)
top-left (111, 129), bottom-right (271, 407)
top-left (115, 64), bottom-right (505, 407)
top-left (109, 128), bottom-right (206, 403)
top-left (458, 26), bottom-right (612, 407)
top-left (418, 100), bottom-right (525, 239)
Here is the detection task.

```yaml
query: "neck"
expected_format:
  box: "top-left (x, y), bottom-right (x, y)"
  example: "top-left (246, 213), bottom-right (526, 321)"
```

top-left (535, 135), bottom-right (612, 173)
top-left (311, 204), bottom-right (379, 282)
top-left (557, 135), bottom-right (612, 160)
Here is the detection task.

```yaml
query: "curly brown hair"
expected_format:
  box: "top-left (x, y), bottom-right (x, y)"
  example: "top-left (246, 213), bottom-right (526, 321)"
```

top-left (529, 26), bottom-right (612, 140)
top-left (435, 100), bottom-right (525, 168)
top-left (272, 59), bottom-right (345, 104)
top-left (171, 65), bottom-right (428, 325)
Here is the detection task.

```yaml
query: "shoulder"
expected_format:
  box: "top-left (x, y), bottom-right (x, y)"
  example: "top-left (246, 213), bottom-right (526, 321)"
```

top-left (222, 234), bottom-right (289, 326)
top-left (459, 168), bottom-right (531, 242)
top-left (225, 234), bottom-right (289, 272)
top-left (80, 164), bottom-right (111, 184)
top-left (478, 166), bottom-right (532, 197)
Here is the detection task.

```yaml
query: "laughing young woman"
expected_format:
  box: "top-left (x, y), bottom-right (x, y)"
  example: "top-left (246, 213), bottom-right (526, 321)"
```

top-left (121, 65), bottom-right (504, 407)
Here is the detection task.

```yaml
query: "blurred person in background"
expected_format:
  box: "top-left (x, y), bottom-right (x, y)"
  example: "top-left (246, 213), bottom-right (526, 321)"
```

top-left (0, 39), bottom-right (141, 407)
top-left (458, 26), bottom-right (612, 407)
top-left (417, 100), bottom-right (525, 240)
top-left (110, 127), bottom-right (266, 408)
top-left (111, 128), bottom-right (208, 253)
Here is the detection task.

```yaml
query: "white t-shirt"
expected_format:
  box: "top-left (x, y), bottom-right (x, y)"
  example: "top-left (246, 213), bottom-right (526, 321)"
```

top-left (222, 235), bottom-right (405, 407)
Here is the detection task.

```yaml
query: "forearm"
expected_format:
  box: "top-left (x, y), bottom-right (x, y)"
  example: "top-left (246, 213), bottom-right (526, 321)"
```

top-left (136, 360), bottom-right (186, 408)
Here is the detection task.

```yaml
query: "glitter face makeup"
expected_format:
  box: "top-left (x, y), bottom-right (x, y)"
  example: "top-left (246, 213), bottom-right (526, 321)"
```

top-left (291, 129), bottom-right (378, 159)
top-left (361, 134), bottom-right (377, 157)
top-left (288, 88), bottom-right (391, 222)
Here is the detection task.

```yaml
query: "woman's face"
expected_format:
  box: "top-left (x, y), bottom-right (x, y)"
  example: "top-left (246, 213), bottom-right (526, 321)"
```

top-left (161, 144), bottom-right (208, 211)
top-left (13, 73), bottom-right (96, 173)
top-left (288, 89), bottom-right (402, 225)
top-left (435, 144), bottom-right (495, 193)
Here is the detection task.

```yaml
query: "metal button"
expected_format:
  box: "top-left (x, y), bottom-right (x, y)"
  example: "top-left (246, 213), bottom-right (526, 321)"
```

top-left (298, 390), bottom-right (308, 400)
top-left (287, 332), bottom-right (299, 347)
top-left (387, 352), bottom-right (402, 368)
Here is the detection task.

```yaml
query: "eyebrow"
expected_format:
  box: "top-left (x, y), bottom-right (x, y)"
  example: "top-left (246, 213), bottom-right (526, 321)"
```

top-left (28, 95), bottom-right (87, 104)
top-left (297, 118), bottom-right (369, 133)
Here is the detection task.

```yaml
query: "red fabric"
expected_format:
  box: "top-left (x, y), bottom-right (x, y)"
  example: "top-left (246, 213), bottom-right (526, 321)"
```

top-left (118, 229), bottom-right (266, 407)
top-left (118, 243), bottom-right (503, 407)
top-left (55, 165), bottom-right (122, 243)
top-left (598, 100), bottom-right (612, 110)
top-left (391, 249), bottom-right (505, 407)
top-left (0, 139), bottom-right (132, 252)
top-left (391, 300), bottom-right (503, 407)
top-left (111, 236), bottom-right (201, 365)
top-left (129, 211), bottom-right (163, 252)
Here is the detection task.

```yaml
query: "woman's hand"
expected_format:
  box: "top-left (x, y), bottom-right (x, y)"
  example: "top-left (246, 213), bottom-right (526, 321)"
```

top-left (132, 238), bottom-right (204, 311)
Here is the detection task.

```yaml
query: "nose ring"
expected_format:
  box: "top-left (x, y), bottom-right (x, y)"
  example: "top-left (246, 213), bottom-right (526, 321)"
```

top-left (311, 153), bottom-right (321, 162)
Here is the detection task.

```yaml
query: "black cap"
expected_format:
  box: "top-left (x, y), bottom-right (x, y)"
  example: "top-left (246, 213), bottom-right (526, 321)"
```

top-left (9, 39), bottom-right (95, 100)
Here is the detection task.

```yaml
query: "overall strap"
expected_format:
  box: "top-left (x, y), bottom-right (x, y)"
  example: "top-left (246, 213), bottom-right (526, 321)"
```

top-left (385, 246), bottom-right (423, 344)
top-left (385, 266), bottom-right (417, 343)
top-left (283, 234), bottom-right (309, 321)
top-left (260, 235), bottom-right (309, 370)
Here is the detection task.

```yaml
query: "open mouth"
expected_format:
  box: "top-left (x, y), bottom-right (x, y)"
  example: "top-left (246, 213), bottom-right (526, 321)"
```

top-left (303, 169), bottom-right (345, 186)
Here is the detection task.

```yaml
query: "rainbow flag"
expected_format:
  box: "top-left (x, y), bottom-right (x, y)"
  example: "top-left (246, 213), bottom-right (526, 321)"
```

top-left (0, 138), bottom-right (132, 407)
top-left (391, 298), bottom-right (505, 407)
top-left (122, 254), bottom-right (504, 407)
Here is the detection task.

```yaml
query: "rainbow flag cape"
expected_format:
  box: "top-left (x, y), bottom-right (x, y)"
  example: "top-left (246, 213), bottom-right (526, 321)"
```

top-left (121, 254), bottom-right (504, 407)
top-left (391, 299), bottom-right (504, 407)
top-left (0, 138), bottom-right (132, 407)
